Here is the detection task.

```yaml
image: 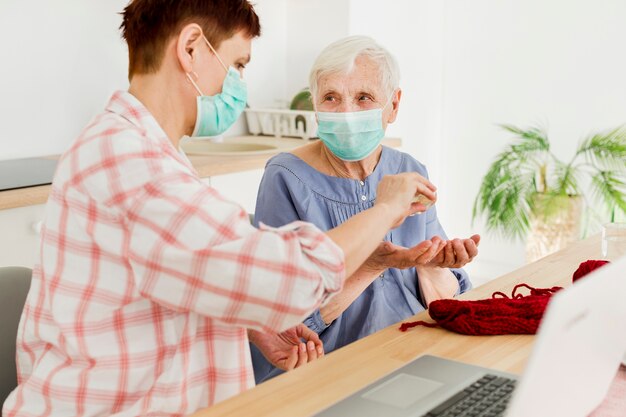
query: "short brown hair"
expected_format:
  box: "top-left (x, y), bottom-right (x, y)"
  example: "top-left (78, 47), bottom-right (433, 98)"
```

top-left (120, 0), bottom-right (261, 78)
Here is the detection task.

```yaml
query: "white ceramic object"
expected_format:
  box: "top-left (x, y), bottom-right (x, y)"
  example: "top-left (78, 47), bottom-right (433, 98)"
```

top-left (244, 109), bottom-right (318, 140)
top-left (601, 222), bottom-right (626, 261)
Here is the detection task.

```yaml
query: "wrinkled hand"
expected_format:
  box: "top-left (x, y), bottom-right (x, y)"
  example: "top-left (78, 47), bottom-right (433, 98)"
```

top-left (248, 324), bottom-right (323, 371)
top-left (361, 236), bottom-right (447, 272)
top-left (375, 173), bottom-right (438, 228)
top-left (426, 234), bottom-right (480, 269)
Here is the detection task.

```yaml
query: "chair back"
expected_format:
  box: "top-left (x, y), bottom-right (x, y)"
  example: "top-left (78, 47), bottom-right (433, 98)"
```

top-left (0, 267), bottom-right (32, 406)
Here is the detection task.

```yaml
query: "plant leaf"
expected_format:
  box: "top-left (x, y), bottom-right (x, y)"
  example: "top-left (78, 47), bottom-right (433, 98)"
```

top-left (552, 159), bottom-right (581, 196)
top-left (499, 124), bottom-right (550, 152)
top-left (577, 125), bottom-right (626, 171)
top-left (473, 124), bottom-right (549, 240)
top-left (589, 170), bottom-right (626, 216)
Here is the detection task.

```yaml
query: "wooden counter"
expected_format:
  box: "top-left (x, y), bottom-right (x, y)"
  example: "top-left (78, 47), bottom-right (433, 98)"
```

top-left (191, 235), bottom-right (603, 417)
top-left (0, 137), bottom-right (403, 211)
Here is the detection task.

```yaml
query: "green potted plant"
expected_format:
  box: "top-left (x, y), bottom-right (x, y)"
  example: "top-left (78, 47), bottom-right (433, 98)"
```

top-left (472, 124), bottom-right (626, 262)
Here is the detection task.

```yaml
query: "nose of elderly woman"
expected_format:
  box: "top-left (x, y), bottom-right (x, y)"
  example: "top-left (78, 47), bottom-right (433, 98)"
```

top-left (335, 101), bottom-right (353, 113)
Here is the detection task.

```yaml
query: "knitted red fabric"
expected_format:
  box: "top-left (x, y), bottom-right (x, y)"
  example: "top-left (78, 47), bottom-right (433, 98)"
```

top-left (423, 284), bottom-right (560, 335)
top-left (398, 259), bottom-right (610, 335)
top-left (572, 259), bottom-right (610, 282)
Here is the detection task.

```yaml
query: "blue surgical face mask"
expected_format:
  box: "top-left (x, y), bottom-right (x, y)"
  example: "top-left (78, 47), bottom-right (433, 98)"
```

top-left (316, 99), bottom-right (390, 162)
top-left (186, 36), bottom-right (247, 137)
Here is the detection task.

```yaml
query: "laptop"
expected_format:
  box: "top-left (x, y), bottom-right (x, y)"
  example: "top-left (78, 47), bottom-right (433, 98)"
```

top-left (315, 255), bottom-right (626, 417)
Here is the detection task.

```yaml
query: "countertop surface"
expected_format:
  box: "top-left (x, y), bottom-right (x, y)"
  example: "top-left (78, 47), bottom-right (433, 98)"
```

top-left (0, 136), bottom-right (402, 211)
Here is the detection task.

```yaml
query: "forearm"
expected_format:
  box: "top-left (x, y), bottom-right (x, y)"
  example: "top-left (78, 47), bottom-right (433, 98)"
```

top-left (326, 204), bottom-right (396, 277)
top-left (416, 266), bottom-right (460, 307)
top-left (319, 266), bottom-right (384, 324)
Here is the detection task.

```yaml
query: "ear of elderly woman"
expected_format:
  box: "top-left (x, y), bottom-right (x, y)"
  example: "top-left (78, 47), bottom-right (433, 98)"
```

top-left (250, 36), bottom-right (480, 383)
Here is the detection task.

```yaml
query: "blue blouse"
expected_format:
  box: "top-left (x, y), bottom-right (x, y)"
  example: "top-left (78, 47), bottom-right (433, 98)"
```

top-left (250, 146), bottom-right (471, 383)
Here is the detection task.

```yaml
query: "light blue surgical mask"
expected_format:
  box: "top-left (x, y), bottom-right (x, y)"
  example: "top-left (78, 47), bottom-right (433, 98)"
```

top-left (186, 36), bottom-right (247, 137)
top-left (316, 99), bottom-right (390, 161)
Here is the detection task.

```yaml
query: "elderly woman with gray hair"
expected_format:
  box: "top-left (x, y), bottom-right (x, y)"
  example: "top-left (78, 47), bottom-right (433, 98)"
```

top-left (251, 36), bottom-right (480, 382)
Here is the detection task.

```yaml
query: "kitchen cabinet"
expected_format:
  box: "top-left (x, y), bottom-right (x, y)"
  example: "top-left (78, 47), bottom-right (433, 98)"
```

top-left (0, 204), bottom-right (45, 268)
top-left (207, 169), bottom-right (264, 216)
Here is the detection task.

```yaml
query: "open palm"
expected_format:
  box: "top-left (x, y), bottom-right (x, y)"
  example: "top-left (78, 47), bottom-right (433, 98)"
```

top-left (362, 237), bottom-right (446, 272)
top-left (249, 324), bottom-right (323, 371)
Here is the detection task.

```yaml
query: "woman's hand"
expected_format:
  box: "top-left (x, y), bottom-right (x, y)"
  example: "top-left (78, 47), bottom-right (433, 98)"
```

top-left (375, 173), bottom-right (437, 228)
top-left (425, 234), bottom-right (480, 269)
top-left (248, 324), bottom-right (323, 371)
top-left (413, 235), bottom-right (480, 305)
top-left (361, 237), bottom-right (447, 272)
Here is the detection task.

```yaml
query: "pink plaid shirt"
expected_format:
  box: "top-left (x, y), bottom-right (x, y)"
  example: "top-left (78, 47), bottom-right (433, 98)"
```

top-left (3, 91), bottom-right (344, 417)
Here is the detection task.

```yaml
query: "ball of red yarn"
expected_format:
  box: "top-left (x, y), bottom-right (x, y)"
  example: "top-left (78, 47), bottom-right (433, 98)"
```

top-left (572, 260), bottom-right (610, 282)
top-left (427, 294), bottom-right (552, 335)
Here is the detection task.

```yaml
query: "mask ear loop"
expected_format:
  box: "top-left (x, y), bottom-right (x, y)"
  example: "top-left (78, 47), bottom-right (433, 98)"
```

top-left (185, 33), bottom-right (229, 95)
top-left (203, 36), bottom-right (229, 74)
top-left (381, 89), bottom-right (397, 110)
top-left (185, 71), bottom-right (204, 96)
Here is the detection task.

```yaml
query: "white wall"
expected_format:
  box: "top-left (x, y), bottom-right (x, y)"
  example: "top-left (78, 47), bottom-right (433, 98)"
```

top-left (0, 0), bottom-right (289, 157)
top-left (347, 0), bottom-right (445, 181)
top-left (439, 0), bottom-right (626, 281)
top-left (0, 0), bottom-right (129, 160)
top-left (228, 0), bottom-right (288, 135)
top-left (284, 0), bottom-right (351, 103)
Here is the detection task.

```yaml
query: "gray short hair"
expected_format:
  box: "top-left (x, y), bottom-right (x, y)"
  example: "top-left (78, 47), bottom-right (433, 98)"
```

top-left (309, 35), bottom-right (400, 102)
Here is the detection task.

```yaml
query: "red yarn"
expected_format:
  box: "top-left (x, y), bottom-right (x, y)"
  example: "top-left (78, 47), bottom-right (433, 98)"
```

top-left (398, 284), bottom-right (562, 335)
top-left (399, 260), bottom-right (610, 335)
top-left (428, 286), bottom-right (560, 335)
top-left (399, 320), bottom-right (439, 332)
top-left (572, 259), bottom-right (610, 282)
top-left (491, 283), bottom-right (562, 299)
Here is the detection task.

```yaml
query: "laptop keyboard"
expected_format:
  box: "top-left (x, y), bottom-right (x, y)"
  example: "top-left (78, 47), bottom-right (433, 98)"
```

top-left (423, 374), bottom-right (516, 417)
